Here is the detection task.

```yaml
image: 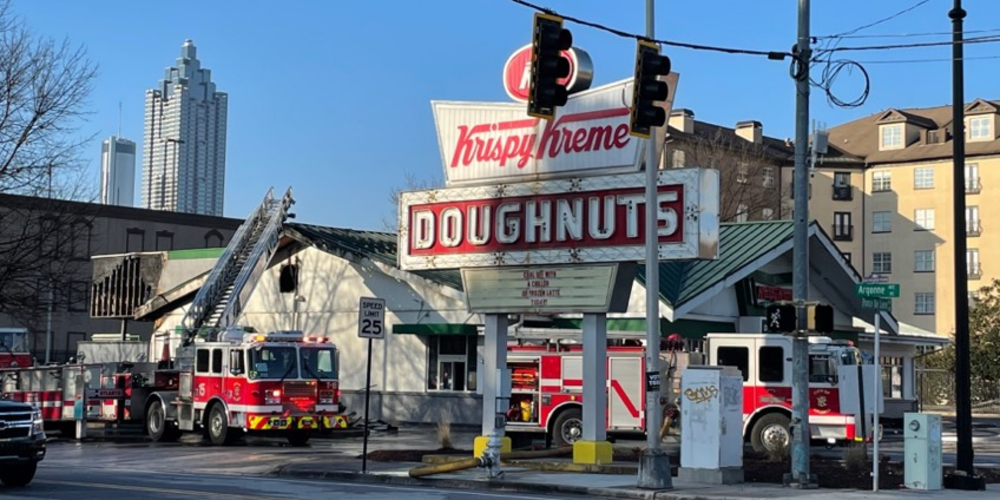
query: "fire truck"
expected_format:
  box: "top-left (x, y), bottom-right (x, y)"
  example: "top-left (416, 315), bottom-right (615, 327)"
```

top-left (502, 330), bottom-right (868, 452)
top-left (0, 328), bottom-right (32, 369)
top-left (0, 188), bottom-right (348, 445)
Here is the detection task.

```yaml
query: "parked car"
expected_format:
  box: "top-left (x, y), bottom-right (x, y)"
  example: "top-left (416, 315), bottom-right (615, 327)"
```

top-left (0, 399), bottom-right (46, 487)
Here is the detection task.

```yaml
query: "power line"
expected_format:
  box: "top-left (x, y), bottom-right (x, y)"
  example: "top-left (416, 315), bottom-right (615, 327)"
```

top-left (505, 0), bottom-right (791, 58)
top-left (825, 0), bottom-right (934, 39)
top-left (855, 54), bottom-right (1000, 64)
top-left (816, 34), bottom-right (1000, 53)
top-left (816, 27), bottom-right (1000, 40)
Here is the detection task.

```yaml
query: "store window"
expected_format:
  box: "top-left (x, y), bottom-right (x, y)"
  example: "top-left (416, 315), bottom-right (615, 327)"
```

top-left (427, 336), bottom-right (478, 392)
top-left (881, 356), bottom-right (904, 399)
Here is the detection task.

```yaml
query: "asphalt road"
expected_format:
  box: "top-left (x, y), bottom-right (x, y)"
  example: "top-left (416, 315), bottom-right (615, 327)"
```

top-left (5, 462), bottom-right (582, 500)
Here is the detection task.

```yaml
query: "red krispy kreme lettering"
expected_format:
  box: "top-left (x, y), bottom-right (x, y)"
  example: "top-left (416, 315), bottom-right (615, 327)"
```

top-left (449, 108), bottom-right (631, 170)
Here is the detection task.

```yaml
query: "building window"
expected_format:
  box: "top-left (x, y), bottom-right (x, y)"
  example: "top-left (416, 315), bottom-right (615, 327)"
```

top-left (873, 211), bottom-right (892, 233)
top-left (735, 203), bottom-right (749, 223)
top-left (915, 292), bottom-right (935, 315)
top-left (966, 206), bottom-right (981, 236)
top-left (872, 171), bottom-right (892, 192)
top-left (966, 163), bottom-right (981, 193)
top-left (873, 252), bottom-right (892, 274)
top-left (968, 249), bottom-right (981, 279)
top-left (156, 231), bottom-right (174, 251)
top-left (427, 336), bottom-right (478, 392)
top-left (914, 167), bottom-right (934, 189)
top-left (762, 208), bottom-right (774, 221)
top-left (832, 172), bottom-right (852, 200)
top-left (126, 228), bottom-right (144, 252)
top-left (880, 125), bottom-right (903, 149)
top-left (915, 250), bottom-right (935, 273)
top-left (736, 163), bottom-right (749, 184)
top-left (70, 221), bottom-right (93, 261)
top-left (833, 212), bottom-right (852, 241)
top-left (762, 167), bottom-right (775, 188)
top-left (671, 149), bottom-right (686, 168)
top-left (969, 116), bottom-right (992, 141)
top-left (882, 357), bottom-right (904, 399)
top-left (67, 280), bottom-right (90, 312)
top-left (914, 208), bottom-right (935, 230)
top-left (204, 229), bottom-right (224, 248)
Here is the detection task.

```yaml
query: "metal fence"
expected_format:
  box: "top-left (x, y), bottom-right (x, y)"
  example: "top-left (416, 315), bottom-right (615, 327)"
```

top-left (917, 367), bottom-right (1000, 415)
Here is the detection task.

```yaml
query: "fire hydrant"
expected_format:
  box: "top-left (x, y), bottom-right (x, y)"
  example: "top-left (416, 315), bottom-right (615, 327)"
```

top-left (482, 428), bottom-right (503, 479)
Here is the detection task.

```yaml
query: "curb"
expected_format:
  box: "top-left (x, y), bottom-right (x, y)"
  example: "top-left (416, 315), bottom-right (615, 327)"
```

top-left (274, 466), bottom-right (769, 500)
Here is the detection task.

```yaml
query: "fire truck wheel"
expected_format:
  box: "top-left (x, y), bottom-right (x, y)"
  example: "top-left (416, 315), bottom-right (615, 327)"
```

top-left (207, 404), bottom-right (232, 445)
top-left (287, 432), bottom-right (310, 447)
top-left (750, 412), bottom-right (791, 454)
top-left (146, 400), bottom-right (180, 442)
top-left (551, 407), bottom-right (583, 448)
top-left (0, 461), bottom-right (36, 487)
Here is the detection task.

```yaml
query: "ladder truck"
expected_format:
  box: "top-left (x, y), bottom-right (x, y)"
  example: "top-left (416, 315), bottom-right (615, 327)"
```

top-left (1, 188), bottom-right (348, 445)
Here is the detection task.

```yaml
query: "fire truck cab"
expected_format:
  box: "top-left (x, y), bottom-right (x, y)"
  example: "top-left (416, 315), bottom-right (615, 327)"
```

top-left (0, 328), bottom-right (32, 369)
top-left (706, 333), bottom-right (864, 453)
top-left (144, 329), bottom-right (342, 446)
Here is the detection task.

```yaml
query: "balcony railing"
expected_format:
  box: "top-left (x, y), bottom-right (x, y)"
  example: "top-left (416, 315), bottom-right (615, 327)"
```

top-left (832, 185), bottom-right (853, 201)
top-left (968, 222), bottom-right (982, 237)
top-left (966, 179), bottom-right (982, 194)
top-left (832, 224), bottom-right (854, 241)
top-left (968, 264), bottom-right (982, 280)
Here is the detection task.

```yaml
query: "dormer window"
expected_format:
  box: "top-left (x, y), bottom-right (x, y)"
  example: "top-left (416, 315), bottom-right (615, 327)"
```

top-left (969, 116), bottom-right (992, 141)
top-left (880, 124), bottom-right (904, 149)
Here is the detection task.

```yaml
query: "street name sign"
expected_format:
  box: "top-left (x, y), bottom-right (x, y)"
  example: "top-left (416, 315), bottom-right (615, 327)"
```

top-left (854, 283), bottom-right (899, 299)
top-left (860, 297), bottom-right (892, 312)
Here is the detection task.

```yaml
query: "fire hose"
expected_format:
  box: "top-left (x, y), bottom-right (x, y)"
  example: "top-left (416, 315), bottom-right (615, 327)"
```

top-left (408, 445), bottom-right (573, 478)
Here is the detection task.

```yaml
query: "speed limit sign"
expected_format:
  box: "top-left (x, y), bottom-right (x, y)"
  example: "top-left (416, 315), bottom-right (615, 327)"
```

top-left (358, 297), bottom-right (386, 339)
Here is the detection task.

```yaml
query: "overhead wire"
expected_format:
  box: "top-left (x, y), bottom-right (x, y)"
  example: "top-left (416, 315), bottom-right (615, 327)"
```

top-left (822, 0), bottom-right (934, 39)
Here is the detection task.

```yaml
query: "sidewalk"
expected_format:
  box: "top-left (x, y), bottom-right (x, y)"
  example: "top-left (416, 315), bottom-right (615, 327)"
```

top-left (275, 456), bottom-right (998, 500)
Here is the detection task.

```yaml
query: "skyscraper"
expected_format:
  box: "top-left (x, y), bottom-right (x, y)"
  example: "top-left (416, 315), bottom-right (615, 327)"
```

top-left (142, 39), bottom-right (228, 216)
top-left (100, 136), bottom-right (136, 206)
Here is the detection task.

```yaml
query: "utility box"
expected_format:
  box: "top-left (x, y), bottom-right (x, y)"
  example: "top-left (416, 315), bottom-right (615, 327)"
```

top-left (904, 412), bottom-right (942, 490)
top-left (678, 366), bottom-right (743, 484)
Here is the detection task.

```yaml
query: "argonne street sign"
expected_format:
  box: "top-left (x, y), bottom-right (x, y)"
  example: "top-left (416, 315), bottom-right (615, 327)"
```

top-left (854, 283), bottom-right (899, 299)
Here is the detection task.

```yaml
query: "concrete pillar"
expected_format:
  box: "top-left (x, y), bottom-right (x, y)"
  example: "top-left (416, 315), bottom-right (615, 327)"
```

top-left (474, 314), bottom-right (511, 457)
top-left (575, 312), bottom-right (613, 464)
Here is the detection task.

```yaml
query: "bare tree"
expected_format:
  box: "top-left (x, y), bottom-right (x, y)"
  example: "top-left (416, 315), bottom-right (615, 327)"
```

top-left (0, 1), bottom-right (98, 333)
top-left (382, 172), bottom-right (442, 233)
top-left (667, 129), bottom-right (789, 223)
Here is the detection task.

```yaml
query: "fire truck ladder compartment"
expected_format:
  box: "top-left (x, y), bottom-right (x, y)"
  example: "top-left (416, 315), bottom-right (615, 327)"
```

top-left (180, 187), bottom-right (295, 343)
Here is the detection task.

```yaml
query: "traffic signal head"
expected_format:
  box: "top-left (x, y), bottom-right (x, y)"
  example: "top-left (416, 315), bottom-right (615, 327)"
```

top-left (765, 303), bottom-right (797, 333)
top-left (808, 304), bottom-right (835, 334)
top-left (630, 40), bottom-right (672, 138)
top-left (528, 13), bottom-right (572, 120)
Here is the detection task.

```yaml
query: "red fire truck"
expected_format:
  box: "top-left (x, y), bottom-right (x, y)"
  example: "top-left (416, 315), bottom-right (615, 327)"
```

top-left (503, 331), bottom-right (867, 452)
top-left (0, 188), bottom-right (350, 445)
top-left (0, 328), bottom-right (32, 369)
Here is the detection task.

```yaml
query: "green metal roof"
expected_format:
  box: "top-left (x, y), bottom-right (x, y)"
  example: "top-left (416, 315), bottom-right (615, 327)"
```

top-left (637, 220), bottom-right (798, 308)
top-left (287, 223), bottom-right (463, 290)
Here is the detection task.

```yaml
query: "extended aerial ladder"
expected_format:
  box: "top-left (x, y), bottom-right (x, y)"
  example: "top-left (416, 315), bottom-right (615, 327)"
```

top-left (179, 187), bottom-right (295, 346)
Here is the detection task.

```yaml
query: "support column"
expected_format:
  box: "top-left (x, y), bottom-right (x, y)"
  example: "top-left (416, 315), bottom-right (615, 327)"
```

top-left (474, 313), bottom-right (511, 457)
top-left (576, 313), bottom-right (612, 464)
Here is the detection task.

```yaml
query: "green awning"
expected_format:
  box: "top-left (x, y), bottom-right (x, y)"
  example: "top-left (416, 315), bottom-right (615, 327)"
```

top-left (392, 323), bottom-right (479, 335)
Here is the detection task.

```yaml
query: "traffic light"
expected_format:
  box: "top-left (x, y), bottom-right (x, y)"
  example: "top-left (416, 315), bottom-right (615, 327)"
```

top-left (765, 303), bottom-right (797, 333)
top-left (808, 304), bottom-right (835, 334)
top-left (629, 40), bottom-right (672, 138)
top-left (528, 13), bottom-right (572, 120)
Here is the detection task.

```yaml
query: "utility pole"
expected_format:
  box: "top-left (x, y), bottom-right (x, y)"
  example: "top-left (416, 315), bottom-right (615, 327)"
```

top-left (945, 0), bottom-right (983, 490)
top-left (787, 0), bottom-right (815, 488)
top-left (636, 0), bottom-right (672, 490)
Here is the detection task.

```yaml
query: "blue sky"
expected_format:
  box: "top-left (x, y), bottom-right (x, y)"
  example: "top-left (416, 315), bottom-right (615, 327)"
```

top-left (12, 0), bottom-right (1000, 229)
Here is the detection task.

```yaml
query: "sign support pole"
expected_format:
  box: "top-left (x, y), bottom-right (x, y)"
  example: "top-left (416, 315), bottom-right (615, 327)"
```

top-left (362, 336), bottom-right (373, 474)
top-left (637, 0), bottom-right (671, 490)
top-left (872, 312), bottom-right (881, 492)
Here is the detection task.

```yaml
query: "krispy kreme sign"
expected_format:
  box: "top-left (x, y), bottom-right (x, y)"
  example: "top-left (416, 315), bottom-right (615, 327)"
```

top-left (433, 76), bottom-right (678, 187)
top-left (398, 169), bottom-right (719, 271)
top-left (502, 44), bottom-right (593, 102)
